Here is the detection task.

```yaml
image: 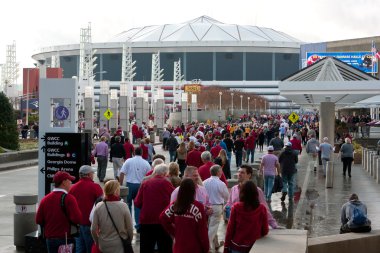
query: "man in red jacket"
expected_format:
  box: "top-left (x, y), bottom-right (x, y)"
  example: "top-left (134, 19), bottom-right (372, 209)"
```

top-left (199, 151), bottom-right (228, 186)
top-left (135, 164), bottom-right (175, 253)
top-left (36, 171), bottom-right (82, 252)
top-left (70, 165), bottom-right (103, 253)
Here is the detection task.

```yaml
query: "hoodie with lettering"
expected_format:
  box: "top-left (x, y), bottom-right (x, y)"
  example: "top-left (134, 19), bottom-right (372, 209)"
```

top-left (160, 200), bottom-right (209, 253)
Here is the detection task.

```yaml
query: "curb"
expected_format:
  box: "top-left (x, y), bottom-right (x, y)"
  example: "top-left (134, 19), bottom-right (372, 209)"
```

top-left (0, 160), bottom-right (39, 172)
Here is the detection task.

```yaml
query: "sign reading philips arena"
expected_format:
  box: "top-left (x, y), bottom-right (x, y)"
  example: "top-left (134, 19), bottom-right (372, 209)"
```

top-left (306, 52), bottom-right (378, 73)
top-left (44, 132), bottom-right (91, 194)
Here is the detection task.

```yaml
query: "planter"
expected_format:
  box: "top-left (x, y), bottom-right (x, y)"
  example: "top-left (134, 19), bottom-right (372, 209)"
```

top-left (353, 152), bottom-right (362, 164)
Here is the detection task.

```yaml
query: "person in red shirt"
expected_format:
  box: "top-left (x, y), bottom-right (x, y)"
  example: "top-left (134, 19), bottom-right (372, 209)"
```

top-left (36, 171), bottom-right (82, 252)
top-left (131, 122), bottom-right (139, 144)
top-left (245, 132), bottom-right (256, 163)
top-left (140, 138), bottom-right (149, 161)
top-left (69, 165), bottom-right (103, 253)
top-left (210, 139), bottom-right (223, 160)
top-left (123, 137), bottom-right (135, 160)
top-left (135, 164), bottom-right (175, 253)
top-left (199, 151), bottom-right (228, 185)
top-left (186, 142), bottom-right (203, 168)
top-left (290, 134), bottom-right (302, 155)
top-left (160, 178), bottom-right (209, 253)
top-left (224, 181), bottom-right (269, 253)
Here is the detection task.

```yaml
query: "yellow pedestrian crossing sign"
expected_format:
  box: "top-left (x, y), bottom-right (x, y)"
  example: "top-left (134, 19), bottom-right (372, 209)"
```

top-left (104, 109), bottom-right (113, 120)
top-left (288, 112), bottom-right (299, 123)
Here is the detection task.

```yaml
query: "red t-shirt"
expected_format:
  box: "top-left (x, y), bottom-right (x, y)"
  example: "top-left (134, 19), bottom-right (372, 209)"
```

top-left (123, 142), bottom-right (135, 159)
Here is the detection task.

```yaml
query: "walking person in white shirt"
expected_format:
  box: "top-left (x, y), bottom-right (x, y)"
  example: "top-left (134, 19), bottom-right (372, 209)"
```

top-left (119, 147), bottom-right (151, 233)
top-left (203, 165), bottom-right (229, 253)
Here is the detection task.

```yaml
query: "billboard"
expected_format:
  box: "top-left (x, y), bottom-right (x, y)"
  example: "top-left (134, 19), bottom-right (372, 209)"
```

top-left (306, 52), bottom-right (378, 73)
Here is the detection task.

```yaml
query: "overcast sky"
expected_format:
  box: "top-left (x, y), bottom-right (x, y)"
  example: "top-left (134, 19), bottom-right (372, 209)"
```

top-left (1, 0), bottom-right (379, 82)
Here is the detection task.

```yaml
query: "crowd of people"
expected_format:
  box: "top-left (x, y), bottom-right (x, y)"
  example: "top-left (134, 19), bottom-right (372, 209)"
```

top-left (35, 112), bottom-right (374, 253)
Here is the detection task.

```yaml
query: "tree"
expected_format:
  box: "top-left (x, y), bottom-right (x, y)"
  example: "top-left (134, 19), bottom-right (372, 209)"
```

top-left (0, 92), bottom-right (19, 150)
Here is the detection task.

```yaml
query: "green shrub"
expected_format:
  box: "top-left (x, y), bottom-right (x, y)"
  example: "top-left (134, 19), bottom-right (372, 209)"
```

top-left (0, 92), bottom-right (19, 150)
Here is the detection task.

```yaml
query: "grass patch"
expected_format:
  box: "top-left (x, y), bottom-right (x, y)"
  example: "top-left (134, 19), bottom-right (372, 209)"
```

top-left (0, 146), bottom-right (4, 153)
top-left (19, 139), bottom-right (38, 151)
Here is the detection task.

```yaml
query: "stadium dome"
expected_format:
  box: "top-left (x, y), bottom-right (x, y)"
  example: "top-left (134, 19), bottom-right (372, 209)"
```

top-left (108, 15), bottom-right (302, 47)
top-left (32, 16), bottom-right (303, 112)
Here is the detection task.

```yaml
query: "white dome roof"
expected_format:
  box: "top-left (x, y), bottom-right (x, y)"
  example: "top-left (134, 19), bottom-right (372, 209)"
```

top-left (108, 16), bottom-right (302, 44)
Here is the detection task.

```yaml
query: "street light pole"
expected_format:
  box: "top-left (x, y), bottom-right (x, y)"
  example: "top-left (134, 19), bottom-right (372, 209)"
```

top-left (231, 93), bottom-right (234, 116)
top-left (254, 98), bottom-right (257, 116)
top-left (265, 100), bottom-right (267, 113)
top-left (25, 68), bottom-right (30, 126)
top-left (240, 95), bottom-right (243, 110)
top-left (219, 91), bottom-right (222, 111)
top-left (247, 97), bottom-right (250, 115)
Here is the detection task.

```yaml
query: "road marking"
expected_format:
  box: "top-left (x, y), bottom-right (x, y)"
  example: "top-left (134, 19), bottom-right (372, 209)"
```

top-left (0, 195), bottom-right (6, 198)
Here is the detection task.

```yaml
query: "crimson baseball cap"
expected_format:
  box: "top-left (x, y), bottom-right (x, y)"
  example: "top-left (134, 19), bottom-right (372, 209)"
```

top-left (53, 171), bottom-right (75, 184)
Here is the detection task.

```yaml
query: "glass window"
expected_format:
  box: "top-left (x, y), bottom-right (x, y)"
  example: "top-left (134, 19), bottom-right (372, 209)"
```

top-left (133, 53), bottom-right (152, 81)
top-left (60, 56), bottom-right (78, 78)
top-left (186, 53), bottom-right (213, 81)
top-left (216, 53), bottom-right (243, 81)
top-left (102, 54), bottom-right (122, 81)
top-left (246, 53), bottom-right (272, 80)
top-left (275, 53), bottom-right (299, 80)
top-left (160, 53), bottom-right (184, 81)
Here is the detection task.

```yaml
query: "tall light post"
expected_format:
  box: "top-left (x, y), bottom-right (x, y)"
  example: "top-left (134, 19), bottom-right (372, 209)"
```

top-left (26, 68), bottom-right (30, 126)
top-left (240, 95), bottom-right (243, 110)
top-left (247, 97), bottom-right (250, 115)
top-left (219, 91), bottom-right (222, 111)
top-left (231, 92), bottom-right (234, 115)
top-left (254, 98), bottom-right (257, 116)
top-left (264, 100), bottom-right (267, 113)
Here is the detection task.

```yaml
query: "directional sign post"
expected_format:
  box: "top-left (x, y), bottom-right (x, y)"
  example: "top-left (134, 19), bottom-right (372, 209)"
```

top-left (104, 108), bottom-right (113, 121)
top-left (288, 112), bottom-right (299, 124)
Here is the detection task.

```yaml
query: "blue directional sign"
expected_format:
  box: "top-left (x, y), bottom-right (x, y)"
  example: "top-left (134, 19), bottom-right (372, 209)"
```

top-left (54, 106), bottom-right (69, 120)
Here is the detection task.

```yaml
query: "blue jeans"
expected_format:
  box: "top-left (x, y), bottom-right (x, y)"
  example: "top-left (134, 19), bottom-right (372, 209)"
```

top-left (127, 182), bottom-right (141, 231)
top-left (46, 238), bottom-right (74, 253)
top-left (245, 148), bottom-right (255, 163)
top-left (226, 151), bottom-right (232, 166)
top-left (282, 173), bottom-right (296, 198)
top-left (264, 175), bottom-right (275, 201)
top-left (169, 150), bottom-right (176, 162)
top-left (75, 225), bottom-right (93, 253)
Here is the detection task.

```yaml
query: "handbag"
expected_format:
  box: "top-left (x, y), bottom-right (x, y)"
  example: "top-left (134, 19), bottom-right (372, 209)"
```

top-left (104, 201), bottom-right (134, 253)
top-left (272, 175), bottom-right (283, 193)
top-left (57, 232), bottom-right (74, 253)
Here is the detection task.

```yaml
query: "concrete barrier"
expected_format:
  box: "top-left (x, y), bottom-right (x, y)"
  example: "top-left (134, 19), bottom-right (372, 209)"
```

top-left (0, 150), bottom-right (38, 164)
top-left (377, 159), bottom-right (380, 184)
top-left (372, 155), bottom-right (379, 178)
top-left (251, 229), bottom-right (307, 253)
top-left (308, 230), bottom-right (380, 253)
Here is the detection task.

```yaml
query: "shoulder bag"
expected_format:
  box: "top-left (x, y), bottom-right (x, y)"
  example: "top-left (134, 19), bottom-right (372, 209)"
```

top-left (60, 193), bottom-right (79, 237)
top-left (104, 201), bottom-right (134, 253)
